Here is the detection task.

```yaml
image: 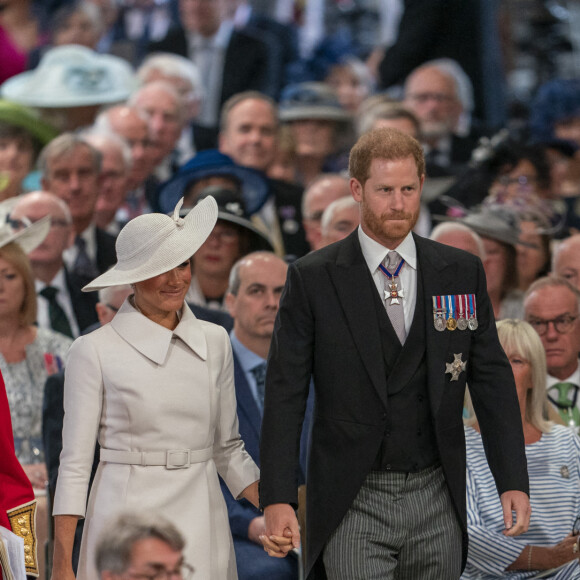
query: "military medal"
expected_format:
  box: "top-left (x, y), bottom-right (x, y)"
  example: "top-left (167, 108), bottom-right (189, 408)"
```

top-left (457, 295), bottom-right (468, 330)
top-left (445, 353), bottom-right (466, 381)
top-left (432, 296), bottom-right (446, 331)
top-left (379, 257), bottom-right (405, 306)
top-left (467, 294), bottom-right (478, 330)
top-left (446, 295), bottom-right (457, 331)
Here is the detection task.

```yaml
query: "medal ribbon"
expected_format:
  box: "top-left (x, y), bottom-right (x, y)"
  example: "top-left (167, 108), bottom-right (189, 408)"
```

top-left (446, 295), bottom-right (455, 320)
top-left (469, 294), bottom-right (476, 318)
top-left (378, 258), bottom-right (405, 280)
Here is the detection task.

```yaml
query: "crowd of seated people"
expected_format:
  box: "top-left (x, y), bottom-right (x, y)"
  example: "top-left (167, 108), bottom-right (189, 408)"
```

top-left (0, 1), bottom-right (580, 579)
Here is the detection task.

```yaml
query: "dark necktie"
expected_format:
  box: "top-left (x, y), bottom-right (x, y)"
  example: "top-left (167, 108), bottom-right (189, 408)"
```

top-left (73, 235), bottom-right (99, 281)
top-left (250, 362), bottom-right (267, 410)
top-left (39, 286), bottom-right (74, 338)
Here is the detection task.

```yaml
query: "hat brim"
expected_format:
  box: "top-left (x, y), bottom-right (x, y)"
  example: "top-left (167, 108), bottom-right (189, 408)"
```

top-left (159, 164), bottom-right (269, 216)
top-left (0, 215), bottom-right (51, 254)
top-left (82, 196), bottom-right (219, 292)
top-left (279, 106), bottom-right (351, 123)
top-left (0, 101), bottom-right (59, 144)
top-left (433, 214), bottom-right (538, 248)
top-left (215, 211), bottom-right (274, 252)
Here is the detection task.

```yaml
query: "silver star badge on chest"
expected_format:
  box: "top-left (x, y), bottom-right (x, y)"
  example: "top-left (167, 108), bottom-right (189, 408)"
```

top-left (445, 353), bottom-right (466, 381)
top-left (384, 281), bottom-right (405, 305)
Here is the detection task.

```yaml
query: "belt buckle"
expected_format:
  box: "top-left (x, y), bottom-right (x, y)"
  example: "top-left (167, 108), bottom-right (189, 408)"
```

top-left (166, 449), bottom-right (190, 469)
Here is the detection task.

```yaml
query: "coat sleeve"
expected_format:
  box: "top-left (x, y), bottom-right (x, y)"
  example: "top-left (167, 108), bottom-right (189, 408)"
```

top-left (260, 263), bottom-right (314, 508)
top-left (212, 328), bottom-right (260, 500)
top-left (466, 259), bottom-right (529, 496)
top-left (52, 336), bottom-right (104, 517)
top-left (0, 371), bottom-right (38, 577)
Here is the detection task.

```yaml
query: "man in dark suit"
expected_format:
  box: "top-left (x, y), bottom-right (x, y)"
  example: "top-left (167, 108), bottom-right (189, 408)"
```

top-left (219, 91), bottom-right (310, 261)
top-left (222, 251), bottom-right (310, 579)
top-left (39, 134), bottom-right (117, 287)
top-left (403, 61), bottom-right (481, 176)
top-left (11, 191), bottom-right (98, 337)
top-left (260, 128), bottom-right (530, 579)
top-left (148, 0), bottom-right (271, 130)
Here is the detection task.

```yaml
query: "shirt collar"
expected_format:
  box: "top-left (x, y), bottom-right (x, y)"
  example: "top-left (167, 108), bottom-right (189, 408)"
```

top-left (230, 330), bottom-right (264, 373)
top-left (111, 298), bottom-right (208, 365)
top-left (547, 365), bottom-right (580, 389)
top-left (188, 19), bottom-right (233, 49)
top-left (36, 267), bottom-right (67, 292)
top-left (357, 226), bottom-right (417, 274)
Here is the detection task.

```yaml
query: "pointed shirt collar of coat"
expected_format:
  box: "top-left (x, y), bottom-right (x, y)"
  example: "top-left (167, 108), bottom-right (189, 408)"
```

top-left (357, 226), bottom-right (417, 273)
top-left (110, 298), bottom-right (208, 365)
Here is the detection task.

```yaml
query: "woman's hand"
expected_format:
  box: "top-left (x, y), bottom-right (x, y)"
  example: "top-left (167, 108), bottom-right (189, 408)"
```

top-left (21, 463), bottom-right (48, 490)
top-left (547, 533), bottom-right (579, 568)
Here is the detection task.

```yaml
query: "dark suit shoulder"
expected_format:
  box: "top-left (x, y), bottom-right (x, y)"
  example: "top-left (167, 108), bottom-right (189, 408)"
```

top-left (147, 26), bottom-right (188, 57)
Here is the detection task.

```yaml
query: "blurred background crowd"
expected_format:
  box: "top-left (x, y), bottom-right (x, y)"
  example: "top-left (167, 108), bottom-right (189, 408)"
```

top-left (1, 0), bottom-right (580, 578)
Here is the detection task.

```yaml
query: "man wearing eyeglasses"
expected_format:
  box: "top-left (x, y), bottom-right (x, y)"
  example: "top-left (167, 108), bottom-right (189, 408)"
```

top-left (95, 513), bottom-right (194, 580)
top-left (403, 61), bottom-right (480, 175)
top-left (524, 276), bottom-right (580, 428)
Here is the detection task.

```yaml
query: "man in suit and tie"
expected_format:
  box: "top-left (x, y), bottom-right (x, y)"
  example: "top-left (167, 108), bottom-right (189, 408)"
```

top-left (148, 0), bottom-right (270, 130)
top-left (403, 61), bottom-right (481, 176)
top-left (260, 128), bottom-right (530, 579)
top-left (222, 251), bottom-right (308, 580)
top-left (10, 191), bottom-right (98, 337)
top-left (39, 134), bottom-right (117, 287)
top-left (524, 276), bottom-right (580, 427)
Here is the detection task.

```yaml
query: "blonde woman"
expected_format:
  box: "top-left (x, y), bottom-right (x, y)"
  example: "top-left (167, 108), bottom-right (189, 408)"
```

top-left (463, 319), bottom-right (580, 579)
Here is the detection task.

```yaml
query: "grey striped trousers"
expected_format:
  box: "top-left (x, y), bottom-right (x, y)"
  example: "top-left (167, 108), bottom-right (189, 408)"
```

top-left (324, 464), bottom-right (462, 579)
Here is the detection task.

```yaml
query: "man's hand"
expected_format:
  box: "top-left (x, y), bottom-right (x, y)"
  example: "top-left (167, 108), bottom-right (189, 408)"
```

top-left (501, 490), bottom-right (531, 536)
top-left (260, 503), bottom-right (300, 558)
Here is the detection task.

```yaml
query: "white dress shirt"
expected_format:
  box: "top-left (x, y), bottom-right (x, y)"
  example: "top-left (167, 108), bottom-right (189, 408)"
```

top-left (35, 268), bottom-right (80, 338)
top-left (63, 222), bottom-right (97, 272)
top-left (358, 226), bottom-right (417, 334)
top-left (187, 21), bottom-right (233, 127)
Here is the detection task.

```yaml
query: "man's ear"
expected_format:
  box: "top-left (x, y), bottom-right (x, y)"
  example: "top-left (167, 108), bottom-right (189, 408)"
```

top-left (350, 177), bottom-right (363, 202)
top-left (224, 291), bottom-right (236, 318)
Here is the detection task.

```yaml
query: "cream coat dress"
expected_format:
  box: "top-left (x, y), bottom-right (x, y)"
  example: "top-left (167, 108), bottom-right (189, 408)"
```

top-left (53, 300), bottom-right (260, 580)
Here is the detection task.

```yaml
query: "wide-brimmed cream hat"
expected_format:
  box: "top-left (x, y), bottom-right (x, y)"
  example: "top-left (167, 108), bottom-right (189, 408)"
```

top-left (82, 196), bottom-right (218, 292)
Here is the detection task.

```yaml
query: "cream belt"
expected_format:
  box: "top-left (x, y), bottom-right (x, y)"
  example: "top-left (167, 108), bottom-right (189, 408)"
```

top-left (100, 447), bottom-right (213, 469)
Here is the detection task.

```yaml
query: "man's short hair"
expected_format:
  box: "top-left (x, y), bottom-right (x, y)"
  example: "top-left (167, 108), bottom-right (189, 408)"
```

top-left (137, 53), bottom-right (205, 102)
top-left (227, 251), bottom-right (278, 296)
top-left (321, 196), bottom-right (359, 235)
top-left (524, 275), bottom-right (580, 311)
top-left (349, 128), bottom-right (425, 185)
top-left (430, 222), bottom-right (486, 259)
top-left (219, 91), bottom-right (278, 133)
top-left (356, 102), bottom-right (420, 137)
top-left (95, 512), bottom-right (185, 575)
top-left (38, 133), bottom-right (102, 176)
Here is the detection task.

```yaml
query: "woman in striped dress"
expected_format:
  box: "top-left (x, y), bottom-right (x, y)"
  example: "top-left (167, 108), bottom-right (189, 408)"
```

top-left (462, 319), bottom-right (580, 579)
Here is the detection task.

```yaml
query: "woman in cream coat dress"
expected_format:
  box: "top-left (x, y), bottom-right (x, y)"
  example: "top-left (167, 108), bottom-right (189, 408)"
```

top-left (52, 197), bottom-right (261, 580)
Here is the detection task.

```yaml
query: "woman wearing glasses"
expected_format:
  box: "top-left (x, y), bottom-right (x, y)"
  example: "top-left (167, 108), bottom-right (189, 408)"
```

top-left (462, 319), bottom-right (580, 579)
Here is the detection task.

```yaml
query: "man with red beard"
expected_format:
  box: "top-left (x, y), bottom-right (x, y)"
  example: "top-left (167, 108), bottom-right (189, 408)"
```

top-left (259, 128), bottom-right (531, 579)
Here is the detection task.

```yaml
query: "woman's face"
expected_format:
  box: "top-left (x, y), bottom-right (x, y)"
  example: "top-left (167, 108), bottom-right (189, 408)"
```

top-left (290, 119), bottom-right (335, 159)
top-left (0, 135), bottom-right (35, 196)
top-left (326, 66), bottom-right (368, 113)
top-left (482, 237), bottom-right (508, 296)
top-left (133, 261), bottom-right (192, 319)
top-left (0, 255), bottom-right (25, 318)
top-left (490, 159), bottom-right (540, 202)
top-left (193, 221), bottom-right (241, 280)
top-left (506, 350), bottom-right (533, 406)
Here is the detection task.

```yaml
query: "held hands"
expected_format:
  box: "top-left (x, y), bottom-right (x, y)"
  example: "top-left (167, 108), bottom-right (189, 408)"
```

top-left (260, 504), bottom-right (300, 558)
top-left (548, 533), bottom-right (580, 568)
top-left (501, 490), bottom-right (531, 536)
